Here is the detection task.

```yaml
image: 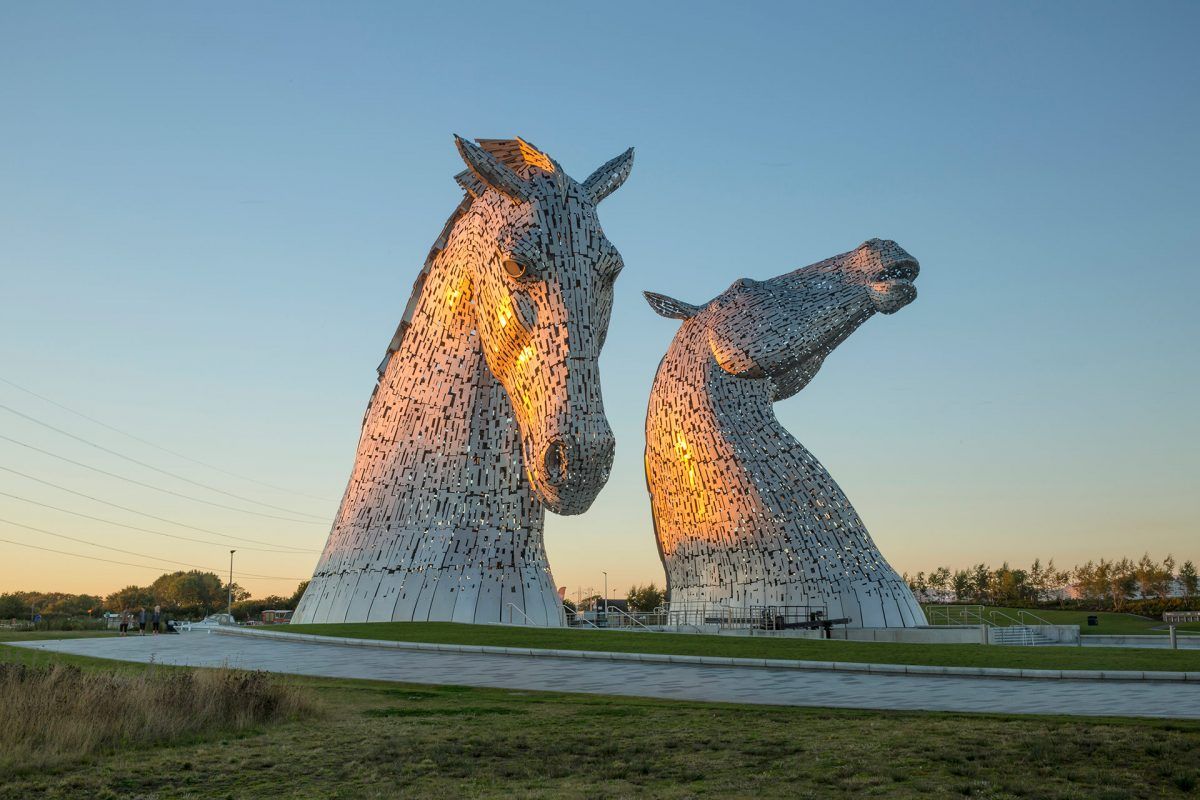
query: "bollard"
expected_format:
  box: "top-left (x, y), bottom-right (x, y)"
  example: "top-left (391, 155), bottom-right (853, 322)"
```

top-left (1170, 625), bottom-right (1177, 650)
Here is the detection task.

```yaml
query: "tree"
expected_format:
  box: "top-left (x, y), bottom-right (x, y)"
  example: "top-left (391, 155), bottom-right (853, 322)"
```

top-left (928, 567), bottom-right (950, 601)
top-left (577, 594), bottom-right (603, 611)
top-left (1073, 561), bottom-right (1100, 602)
top-left (626, 583), bottom-right (665, 612)
top-left (286, 581), bottom-right (310, 609)
top-left (149, 571), bottom-right (227, 615)
top-left (0, 593), bottom-right (28, 619)
top-left (951, 570), bottom-right (971, 602)
top-left (970, 564), bottom-right (991, 603)
top-left (105, 585), bottom-right (154, 612)
top-left (991, 563), bottom-right (1031, 606)
top-left (1134, 553), bottom-right (1169, 599)
top-left (912, 571), bottom-right (929, 599)
top-left (1179, 561), bottom-right (1198, 599)
top-left (45, 594), bottom-right (102, 616)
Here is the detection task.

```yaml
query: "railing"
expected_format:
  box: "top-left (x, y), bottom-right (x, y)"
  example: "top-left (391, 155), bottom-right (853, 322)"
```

top-left (604, 605), bottom-right (655, 631)
top-left (988, 609), bottom-right (1028, 627)
top-left (504, 603), bottom-right (537, 626)
top-left (566, 603), bottom-right (601, 629)
top-left (989, 625), bottom-right (1034, 646)
top-left (747, 605), bottom-right (833, 631)
top-left (1017, 609), bottom-right (1053, 626)
top-left (925, 605), bottom-right (989, 627)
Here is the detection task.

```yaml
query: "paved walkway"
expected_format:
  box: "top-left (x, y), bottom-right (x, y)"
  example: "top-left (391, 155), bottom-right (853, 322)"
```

top-left (10, 633), bottom-right (1200, 719)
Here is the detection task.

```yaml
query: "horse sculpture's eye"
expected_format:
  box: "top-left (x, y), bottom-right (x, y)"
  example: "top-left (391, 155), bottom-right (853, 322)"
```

top-left (503, 258), bottom-right (527, 279)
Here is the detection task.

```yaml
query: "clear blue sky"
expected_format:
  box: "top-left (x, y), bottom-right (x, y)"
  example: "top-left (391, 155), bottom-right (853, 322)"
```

top-left (1, 1), bottom-right (1197, 600)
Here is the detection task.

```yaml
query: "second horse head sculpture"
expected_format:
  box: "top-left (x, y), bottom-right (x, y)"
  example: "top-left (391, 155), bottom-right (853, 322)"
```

top-left (644, 239), bottom-right (928, 627)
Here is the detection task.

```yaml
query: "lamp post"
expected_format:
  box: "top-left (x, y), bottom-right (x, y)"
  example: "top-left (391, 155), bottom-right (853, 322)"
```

top-left (602, 571), bottom-right (608, 626)
top-left (227, 550), bottom-right (236, 617)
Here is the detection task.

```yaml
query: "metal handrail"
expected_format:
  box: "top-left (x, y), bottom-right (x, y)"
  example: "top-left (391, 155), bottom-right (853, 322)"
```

top-left (504, 603), bottom-right (536, 626)
top-left (988, 609), bottom-right (1027, 627)
top-left (568, 603), bottom-right (601, 629)
top-left (605, 605), bottom-right (654, 631)
top-left (1017, 609), bottom-right (1053, 626)
top-left (926, 605), bottom-right (990, 627)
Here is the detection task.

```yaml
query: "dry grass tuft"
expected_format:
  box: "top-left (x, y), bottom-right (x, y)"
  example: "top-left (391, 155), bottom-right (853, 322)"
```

top-left (0, 662), bottom-right (314, 774)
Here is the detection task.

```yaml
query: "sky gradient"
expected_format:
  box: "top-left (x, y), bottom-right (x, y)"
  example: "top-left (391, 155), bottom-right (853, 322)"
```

top-left (1, 2), bottom-right (1198, 601)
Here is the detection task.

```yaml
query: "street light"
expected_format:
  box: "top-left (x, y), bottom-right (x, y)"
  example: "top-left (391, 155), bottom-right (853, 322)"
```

top-left (227, 550), bottom-right (237, 617)
top-left (602, 571), bottom-right (608, 626)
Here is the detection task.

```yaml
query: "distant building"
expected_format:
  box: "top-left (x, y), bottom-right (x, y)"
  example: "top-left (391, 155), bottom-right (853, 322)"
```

top-left (261, 609), bottom-right (293, 624)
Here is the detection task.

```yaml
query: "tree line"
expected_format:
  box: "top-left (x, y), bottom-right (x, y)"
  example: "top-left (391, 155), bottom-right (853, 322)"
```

top-left (0, 571), bottom-right (310, 622)
top-left (905, 553), bottom-right (1199, 613)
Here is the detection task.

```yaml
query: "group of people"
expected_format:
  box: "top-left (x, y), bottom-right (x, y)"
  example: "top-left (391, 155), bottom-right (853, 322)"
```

top-left (117, 605), bottom-right (163, 636)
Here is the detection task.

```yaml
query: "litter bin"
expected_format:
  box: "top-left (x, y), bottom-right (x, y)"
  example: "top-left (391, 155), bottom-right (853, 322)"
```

top-left (1087, 615), bottom-right (1098, 626)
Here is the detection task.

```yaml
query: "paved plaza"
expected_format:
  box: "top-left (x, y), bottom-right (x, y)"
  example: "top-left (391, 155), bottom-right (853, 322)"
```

top-left (11, 633), bottom-right (1199, 719)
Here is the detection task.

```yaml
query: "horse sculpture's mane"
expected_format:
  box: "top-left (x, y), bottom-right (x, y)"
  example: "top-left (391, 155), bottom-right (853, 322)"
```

top-left (377, 139), bottom-right (553, 377)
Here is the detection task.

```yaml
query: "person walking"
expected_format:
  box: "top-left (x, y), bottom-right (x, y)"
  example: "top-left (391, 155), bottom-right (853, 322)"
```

top-left (152, 605), bottom-right (161, 635)
top-left (119, 609), bottom-right (130, 637)
top-left (137, 606), bottom-right (146, 636)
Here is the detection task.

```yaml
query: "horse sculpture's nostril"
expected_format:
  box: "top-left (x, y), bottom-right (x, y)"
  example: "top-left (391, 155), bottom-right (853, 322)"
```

top-left (543, 439), bottom-right (569, 486)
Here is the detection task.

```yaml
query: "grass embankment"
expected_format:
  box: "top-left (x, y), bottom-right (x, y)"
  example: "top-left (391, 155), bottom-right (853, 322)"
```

top-left (282, 621), bottom-right (1200, 673)
top-left (0, 661), bottom-right (312, 775)
top-left (923, 605), bottom-right (1200, 635)
top-left (1, 636), bottom-right (1198, 799)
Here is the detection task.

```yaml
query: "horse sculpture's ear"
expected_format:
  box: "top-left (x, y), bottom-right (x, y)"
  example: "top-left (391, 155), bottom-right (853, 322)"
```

top-left (644, 291), bottom-right (702, 320)
top-left (454, 134), bottom-right (530, 203)
top-left (582, 148), bottom-right (634, 204)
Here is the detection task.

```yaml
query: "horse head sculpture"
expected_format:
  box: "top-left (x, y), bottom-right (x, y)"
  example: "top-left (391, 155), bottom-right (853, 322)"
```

top-left (296, 136), bottom-right (634, 626)
top-left (645, 239), bottom-right (918, 400)
top-left (642, 238), bottom-right (925, 625)
top-left (454, 136), bottom-right (633, 515)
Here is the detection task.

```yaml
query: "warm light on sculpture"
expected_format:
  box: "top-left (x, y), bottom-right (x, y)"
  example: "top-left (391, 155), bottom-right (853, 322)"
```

top-left (644, 239), bottom-right (927, 627)
top-left (294, 136), bottom-right (633, 626)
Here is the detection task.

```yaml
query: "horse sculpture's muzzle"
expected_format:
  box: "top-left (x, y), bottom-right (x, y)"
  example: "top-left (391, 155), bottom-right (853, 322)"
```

top-left (866, 257), bottom-right (920, 315)
top-left (537, 426), bottom-right (616, 516)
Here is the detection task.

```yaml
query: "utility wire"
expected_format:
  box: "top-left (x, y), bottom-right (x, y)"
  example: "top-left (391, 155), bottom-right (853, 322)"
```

top-left (0, 465), bottom-right (322, 552)
top-left (0, 536), bottom-right (295, 582)
top-left (0, 491), bottom-right (314, 555)
top-left (0, 402), bottom-right (329, 520)
top-left (0, 434), bottom-right (328, 525)
top-left (0, 375), bottom-right (334, 503)
top-left (0, 517), bottom-right (306, 580)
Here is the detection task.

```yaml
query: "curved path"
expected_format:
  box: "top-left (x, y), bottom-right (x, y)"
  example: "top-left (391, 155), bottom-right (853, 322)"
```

top-left (10, 633), bottom-right (1199, 719)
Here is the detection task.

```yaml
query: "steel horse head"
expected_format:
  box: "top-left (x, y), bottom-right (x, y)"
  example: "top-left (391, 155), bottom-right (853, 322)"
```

top-left (454, 137), bottom-right (634, 515)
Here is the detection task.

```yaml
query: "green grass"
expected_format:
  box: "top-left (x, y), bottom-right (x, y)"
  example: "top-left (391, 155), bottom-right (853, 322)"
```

top-left (2, 635), bottom-right (1199, 799)
top-left (923, 605), bottom-right (1200, 635)
top-left (280, 621), bottom-right (1200, 673)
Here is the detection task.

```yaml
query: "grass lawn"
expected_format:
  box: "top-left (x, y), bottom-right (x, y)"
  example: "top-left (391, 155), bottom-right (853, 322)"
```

top-left (923, 605), bottom-right (1200, 636)
top-left (1, 634), bottom-right (1198, 799)
top-left (280, 621), bottom-right (1200, 673)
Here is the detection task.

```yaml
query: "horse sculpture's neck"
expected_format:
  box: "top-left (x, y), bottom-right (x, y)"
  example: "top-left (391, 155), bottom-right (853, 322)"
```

top-left (646, 318), bottom-right (926, 627)
top-left (293, 201), bottom-right (563, 627)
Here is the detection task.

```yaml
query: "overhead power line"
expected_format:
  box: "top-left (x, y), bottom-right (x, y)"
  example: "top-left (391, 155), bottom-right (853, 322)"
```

top-left (0, 516), bottom-right (306, 581)
top-left (0, 434), bottom-right (329, 526)
top-left (0, 536), bottom-right (296, 582)
top-left (0, 375), bottom-right (334, 503)
top-left (0, 464), bottom-right (322, 552)
top-left (0, 402), bottom-right (329, 521)
top-left (0, 491), bottom-right (316, 555)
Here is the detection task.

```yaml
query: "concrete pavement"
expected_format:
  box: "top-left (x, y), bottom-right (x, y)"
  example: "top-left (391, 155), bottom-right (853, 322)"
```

top-left (8, 632), bottom-right (1200, 719)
